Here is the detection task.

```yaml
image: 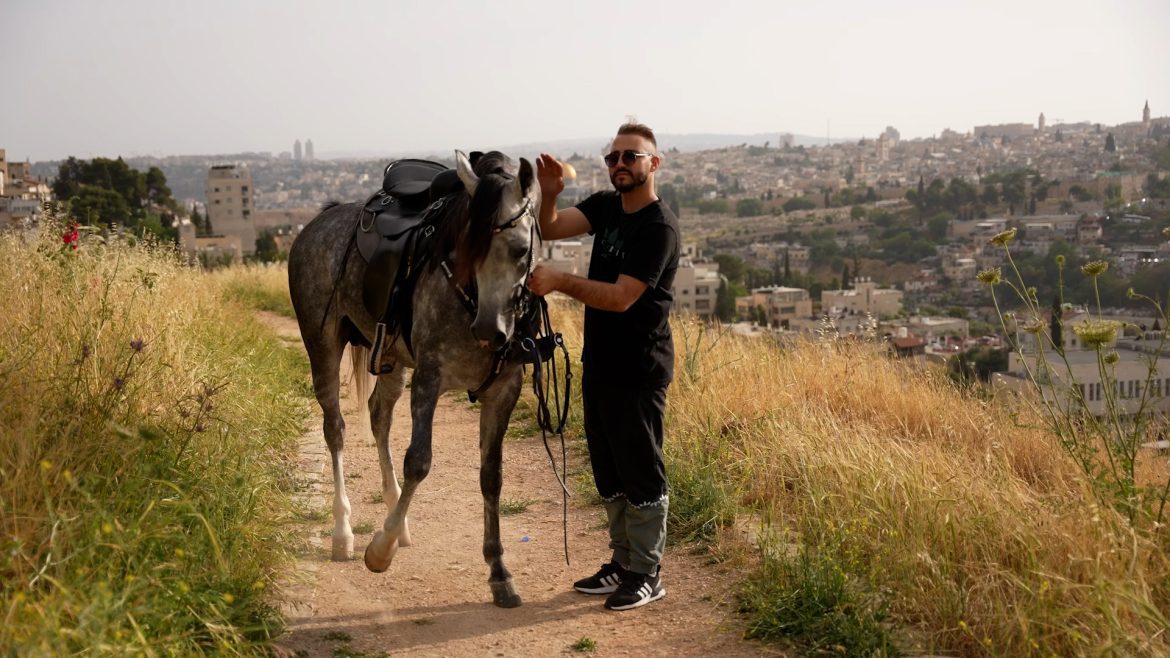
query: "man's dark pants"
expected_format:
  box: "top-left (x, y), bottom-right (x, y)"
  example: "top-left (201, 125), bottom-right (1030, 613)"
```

top-left (581, 373), bottom-right (669, 575)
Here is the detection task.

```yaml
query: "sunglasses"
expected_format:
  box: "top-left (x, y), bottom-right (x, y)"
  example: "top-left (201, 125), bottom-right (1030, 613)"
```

top-left (603, 150), bottom-right (654, 167)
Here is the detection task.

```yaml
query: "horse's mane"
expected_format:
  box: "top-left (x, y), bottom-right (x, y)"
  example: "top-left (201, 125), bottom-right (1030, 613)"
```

top-left (427, 151), bottom-right (515, 286)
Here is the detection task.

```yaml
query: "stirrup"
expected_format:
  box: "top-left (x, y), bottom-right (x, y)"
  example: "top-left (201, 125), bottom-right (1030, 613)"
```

top-left (368, 323), bottom-right (396, 376)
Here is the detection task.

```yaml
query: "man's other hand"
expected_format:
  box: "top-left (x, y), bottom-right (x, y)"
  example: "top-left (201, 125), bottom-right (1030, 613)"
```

top-left (528, 264), bottom-right (561, 296)
top-left (536, 154), bottom-right (566, 198)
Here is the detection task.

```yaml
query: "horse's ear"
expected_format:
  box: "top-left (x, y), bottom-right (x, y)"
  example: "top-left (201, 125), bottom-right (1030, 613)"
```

top-left (518, 158), bottom-right (534, 195)
top-left (455, 150), bottom-right (478, 197)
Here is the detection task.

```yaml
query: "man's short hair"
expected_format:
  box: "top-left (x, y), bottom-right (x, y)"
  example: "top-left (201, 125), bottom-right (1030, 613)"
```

top-left (617, 122), bottom-right (657, 151)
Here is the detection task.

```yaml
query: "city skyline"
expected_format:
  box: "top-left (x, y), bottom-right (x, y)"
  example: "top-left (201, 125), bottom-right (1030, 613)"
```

top-left (3, 0), bottom-right (1168, 162)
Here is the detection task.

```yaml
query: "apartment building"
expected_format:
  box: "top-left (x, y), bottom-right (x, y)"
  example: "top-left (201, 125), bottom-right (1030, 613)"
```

top-left (736, 286), bottom-right (812, 329)
top-left (821, 277), bottom-right (904, 319)
top-left (204, 164), bottom-right (256, 256)
top-left (674, 258), bottom-right (720, 317)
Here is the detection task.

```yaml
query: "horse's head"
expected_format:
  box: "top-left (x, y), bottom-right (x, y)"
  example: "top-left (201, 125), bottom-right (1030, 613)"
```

top-left (454, 150), bottom-right (540, 351)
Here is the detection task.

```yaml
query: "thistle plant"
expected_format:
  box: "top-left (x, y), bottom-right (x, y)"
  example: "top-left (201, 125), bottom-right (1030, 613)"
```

top-left (980, 228), bottom-right (1170, 525)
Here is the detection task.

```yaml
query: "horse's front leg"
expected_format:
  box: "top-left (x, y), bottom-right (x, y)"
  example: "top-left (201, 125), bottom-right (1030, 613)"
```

top-left (480, 371), bottom-right (524, 607)
top-left (364, 362), bottom-right (439, 573)
top-left (368, 367), bottom-right (411, 548)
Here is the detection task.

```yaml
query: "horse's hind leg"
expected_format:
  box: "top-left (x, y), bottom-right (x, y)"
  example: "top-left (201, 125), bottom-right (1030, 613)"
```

top-left (479, 375), bottom-right (524, 608)
top-left (307, 337), bottom-right (355, 561)
top-left (365, 361), bottom-right (440, 573)
top-left (368, 366), bottom-right (411, 547)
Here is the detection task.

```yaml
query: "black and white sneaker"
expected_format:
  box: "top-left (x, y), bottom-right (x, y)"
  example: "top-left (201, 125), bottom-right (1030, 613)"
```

top-left (573, 561), bottom-right (626, 595)
top-left (604, 567), bottom-right (665, 610)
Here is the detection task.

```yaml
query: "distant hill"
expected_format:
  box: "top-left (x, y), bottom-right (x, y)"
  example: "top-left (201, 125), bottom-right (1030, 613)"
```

top-left (320, 132), bottom-right (852, 161)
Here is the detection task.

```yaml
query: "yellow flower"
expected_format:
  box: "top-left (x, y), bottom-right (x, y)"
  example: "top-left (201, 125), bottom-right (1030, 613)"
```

top-left (1054, 254), bottom-right (1065, 267)
top-left (1080, 260), bottom-right (1109, 276)
top-left (976, 268), bottom-right (1002, 285)
top-left (39, 460), bottom-right (52, 471)
top-left (1072, 320), bottom-right (1122, 349)
top-left (101, 522), bottom-right (114, 535)
top-left (252, 580), bottom-right (266, 590)
top-left (990, 228), bottom-right (1017, 246)
top-left (174, 548), bottom-right (185, 558)
top-left (222, 592), bottom-right (235, 604)
top-left (177, 581), bottom-right (190, 594)
top-left (1104, 351), bottom-right (1120, 365)
top-left (61, 469), bottom-right (73, 482)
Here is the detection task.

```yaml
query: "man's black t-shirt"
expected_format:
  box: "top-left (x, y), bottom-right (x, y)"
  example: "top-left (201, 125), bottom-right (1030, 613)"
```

top-left (576, 191), bottom-right (680, 386)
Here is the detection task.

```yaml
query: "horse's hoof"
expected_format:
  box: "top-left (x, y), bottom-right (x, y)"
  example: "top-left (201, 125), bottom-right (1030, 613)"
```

top-left (491, 580), bottom-right (522, 608)
top-left (331, 533), bottom-right (354, 562)
top-left (363, 531), bottom-right (397, 573)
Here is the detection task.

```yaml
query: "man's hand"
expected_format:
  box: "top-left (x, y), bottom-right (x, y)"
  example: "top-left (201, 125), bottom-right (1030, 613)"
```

top-left (528, 264), bottom-right (562, 296)
top-left (536, 153), bottom-right (566, 198)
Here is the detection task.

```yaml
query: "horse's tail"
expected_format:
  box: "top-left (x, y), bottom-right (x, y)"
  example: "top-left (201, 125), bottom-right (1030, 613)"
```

top-left (349, 344), bottom-right (373, 406)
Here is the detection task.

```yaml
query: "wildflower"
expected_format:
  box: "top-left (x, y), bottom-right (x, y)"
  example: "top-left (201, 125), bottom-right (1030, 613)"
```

top-left (252, 580), bottom-right (266, 590)
top-left (1080, 260), bottom-right (1109, 276)
top-left (174, 548), bottom-right (185, 558)
top-left (1126, 288), bottom-right (1137, 300)
top-left (1020, 318), bottom-right (1045, 334)
top-left (1072, 320), bottom-right (1122, 349)
top-left (177, 581), bottom-right (190, 594)
top-left (39, 460), bottom-right (52, 471)
top-left (62, 223), bottom-right (80, 250)
top-left (976, 268), bottom-right (1002, 285)
top-left (62, 469), bottom-right (73, 482)
top-left (129, 338), bottom-right (145, 352)
top-left (1164, 226), bottom-right (1170, 237)
top-left (112, 377), bottom-right (125, 392)
top-left (1104, 351), bottom-right (1120, 365)
top-left (102, 522), bottom-right (114, 534)
top-left (222, 592), bottom-right (235, 604)
top-left (990, 228), bottom-right (1017, 246)
top-left (80, 344), bottom-right (91, 361)
top-left (1055, 254), bottom-right (1065, 267)
top-left (179, 408), bottom-right (191, 419)
top-left (194, 422), bottom-right (206, 433)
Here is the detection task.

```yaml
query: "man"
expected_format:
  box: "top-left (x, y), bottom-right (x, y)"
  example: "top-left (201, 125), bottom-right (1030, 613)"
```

top-left (528, 122), bottom-right (680, 611)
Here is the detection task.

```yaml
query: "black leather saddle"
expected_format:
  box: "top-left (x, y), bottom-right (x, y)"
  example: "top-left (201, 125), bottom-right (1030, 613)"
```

top-left (355, 158), bottom-right (466, 372)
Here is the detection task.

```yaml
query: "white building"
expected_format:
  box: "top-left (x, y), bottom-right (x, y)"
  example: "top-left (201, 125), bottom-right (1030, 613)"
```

top-left (821, 277), bottom-right (903, 319)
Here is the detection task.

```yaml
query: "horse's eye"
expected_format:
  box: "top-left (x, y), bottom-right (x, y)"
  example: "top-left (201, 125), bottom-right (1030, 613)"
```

top-left (509, 243), bottom-right (528, 259)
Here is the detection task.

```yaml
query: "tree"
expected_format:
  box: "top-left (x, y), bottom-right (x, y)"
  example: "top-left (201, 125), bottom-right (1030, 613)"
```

top-left (927, 212), bottom-right (952, 241)
top-left (981, 184), bottom-right (999, 206)
top-left (68, 185), bottom-right (132, 227)
top-left (841, 263), bottom-right (851, 290)
top-left (715, 279), bottom-right (737, 322)
top-left (1050, 295), bottom-right (1063, 355)
top-left (254, 230), bottom-right (284, 263)
top-left (782, 196), bottom-right (816, 212)
top-left (713, 253), bottom-right (746, 284)
top-left (736, 197), bottom-right (765, 217)
top-left (53, 157), bottom-right (179, 227)
top-left (1104, 132), bottom-right (1117, 153)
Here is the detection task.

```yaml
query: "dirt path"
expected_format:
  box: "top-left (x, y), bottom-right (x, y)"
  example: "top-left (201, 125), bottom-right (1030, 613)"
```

top-left (258, 312), bottom-right (769, 657)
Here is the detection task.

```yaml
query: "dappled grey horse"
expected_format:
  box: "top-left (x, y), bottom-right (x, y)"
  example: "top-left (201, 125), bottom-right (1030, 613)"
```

top-left (288, 151), bottom-right (538, 607)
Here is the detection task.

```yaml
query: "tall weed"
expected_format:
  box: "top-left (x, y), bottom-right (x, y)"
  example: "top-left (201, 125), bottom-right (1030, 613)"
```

top-left (0, 212), bottom-right (310, 655)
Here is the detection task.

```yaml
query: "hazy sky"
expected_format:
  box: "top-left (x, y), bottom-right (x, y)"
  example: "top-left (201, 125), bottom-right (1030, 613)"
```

top-left (3, 0), bottom-right (1168, 162)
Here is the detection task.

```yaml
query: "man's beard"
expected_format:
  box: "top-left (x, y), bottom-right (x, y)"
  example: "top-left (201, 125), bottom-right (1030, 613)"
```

top-left (610, 169), bottom-right (648, 193)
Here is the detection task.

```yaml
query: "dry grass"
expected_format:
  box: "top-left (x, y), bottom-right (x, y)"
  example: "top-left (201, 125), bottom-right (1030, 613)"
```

top-left (0, 219), bottom-right (311, 655)
top-left (545, 302), bottom-right (1170, 655)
